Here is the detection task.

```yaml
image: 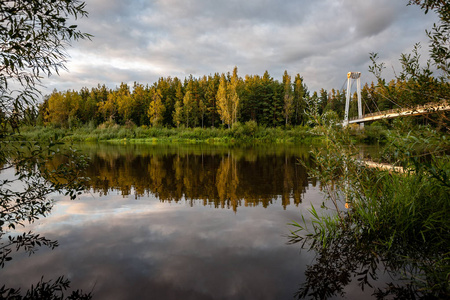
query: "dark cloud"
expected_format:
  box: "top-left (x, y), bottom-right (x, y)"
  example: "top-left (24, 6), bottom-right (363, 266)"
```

top-left (41, 0), bottom-right (440, 95)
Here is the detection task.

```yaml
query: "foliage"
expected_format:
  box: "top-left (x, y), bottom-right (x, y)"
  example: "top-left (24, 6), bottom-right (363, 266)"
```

top-left (0, 275), bottom-right (92, 300)
top-left (35, 69), bottom-right (315, 130)
top-left (17, 122), bottom-right (318, 146)
top-left (289, 125), bottom-right (449, 299)
top-left (1, 0), bottom-right (92, 297)
top-left (0, 0), bottom-right (91, 131)
top-left (367, 44), bottom-right (450, 131)
top-left (282, 71), bottom-right (294, 126)
top-left (0, 139), bottom-right (90, 296)
top-left (366, 1), bottom-right (450, 130)
top-left (216, 70), bottom-right (240, 128)
top-left (408, 0), bottom-right (450, 77)
top-left (35, 60), bottom-right (448, 132)
top-left (148, 87), bottom-right (165, 126)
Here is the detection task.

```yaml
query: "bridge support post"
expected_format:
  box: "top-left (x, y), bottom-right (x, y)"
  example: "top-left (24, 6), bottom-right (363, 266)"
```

top-left (344, 72), bottom-right (363, 129)
top-left (356, 76), bottom-right (363, 129)
top-left (344, 76), bottom-right (351, 127)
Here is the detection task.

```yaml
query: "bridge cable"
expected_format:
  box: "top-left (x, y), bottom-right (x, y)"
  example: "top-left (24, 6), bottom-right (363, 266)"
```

top-left (339, 79), bottom-right (347, 94)
top-left (358, 75), bottom-right (375, 115)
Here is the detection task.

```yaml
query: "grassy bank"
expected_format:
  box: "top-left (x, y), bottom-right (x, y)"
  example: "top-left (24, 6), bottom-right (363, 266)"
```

top-left (15, 119), bottom-right (395, 146)
top-left (17, 123), bottom-right (325, 145)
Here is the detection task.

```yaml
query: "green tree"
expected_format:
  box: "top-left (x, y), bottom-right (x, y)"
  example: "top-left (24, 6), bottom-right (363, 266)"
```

top-left (184, 75), bottom-right (200, 127)
top-left (78, 87), bottom-right (97, 125)
top-left (318, 88), bottom-right (328, 115)
top-left (158, 77), bottom-right (175, 127)
top-left (91, 84), bottom-right (109, 124)
top-left (205, 74), bottom-right (220, 127)
top-left (240, 75), bottom-right (261, 123)
top-left (408, 0), bottom-right (450, 77)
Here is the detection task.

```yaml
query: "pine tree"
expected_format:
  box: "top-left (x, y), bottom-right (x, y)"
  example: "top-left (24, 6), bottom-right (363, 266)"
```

top-left (205, 74), bottom-right (220, 127)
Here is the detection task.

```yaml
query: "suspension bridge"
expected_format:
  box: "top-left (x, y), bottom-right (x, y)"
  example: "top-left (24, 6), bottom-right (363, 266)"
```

top-left (343, 72), bottom-right (450, 128)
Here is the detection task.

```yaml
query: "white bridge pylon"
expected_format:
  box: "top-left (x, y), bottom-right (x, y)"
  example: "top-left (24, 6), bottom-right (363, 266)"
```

top-left (343, 72), bottom-right (363, 129)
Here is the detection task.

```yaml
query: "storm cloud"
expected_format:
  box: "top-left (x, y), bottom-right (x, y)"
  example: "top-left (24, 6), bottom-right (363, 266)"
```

top-left (44, 0), bottom-right (439, 94)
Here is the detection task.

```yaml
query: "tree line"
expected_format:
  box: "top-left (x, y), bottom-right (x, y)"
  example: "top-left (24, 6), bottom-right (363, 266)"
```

top-left (36, 63), bottom-right (449, 129)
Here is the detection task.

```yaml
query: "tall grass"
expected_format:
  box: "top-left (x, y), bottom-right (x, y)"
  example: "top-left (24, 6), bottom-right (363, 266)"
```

top-left (290, 124), bottom-right (450, 298)
top-left (17, 123), bottom-right (319, 145)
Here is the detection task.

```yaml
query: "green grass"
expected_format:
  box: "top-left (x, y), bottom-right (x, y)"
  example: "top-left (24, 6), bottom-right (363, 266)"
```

top-left (17, 123), bottom-right (320, 145)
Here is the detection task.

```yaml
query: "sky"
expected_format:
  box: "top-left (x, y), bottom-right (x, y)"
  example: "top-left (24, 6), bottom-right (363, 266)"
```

top-left (43, 0), bottom-right (440, 95)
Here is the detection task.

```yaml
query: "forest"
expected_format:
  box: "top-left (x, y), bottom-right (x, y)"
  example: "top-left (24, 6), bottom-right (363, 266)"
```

top-left (34, 62), bottom-right (449, 130)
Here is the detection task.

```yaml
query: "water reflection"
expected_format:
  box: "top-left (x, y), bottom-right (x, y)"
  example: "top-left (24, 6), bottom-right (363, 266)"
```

top-left (289, 219), bottom-right (444, 300)
top-left (79, 144), bottom-right (312, 211)
top-left (1, 143), bottom-right (322, 300)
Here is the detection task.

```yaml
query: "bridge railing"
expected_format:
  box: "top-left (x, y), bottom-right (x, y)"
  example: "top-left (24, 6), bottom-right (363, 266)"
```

top-left (348, 100), bottom-right (449, 121)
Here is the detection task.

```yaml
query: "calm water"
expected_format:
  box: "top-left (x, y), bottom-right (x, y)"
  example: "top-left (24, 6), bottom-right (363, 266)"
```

top-left (1, 143), bottom-right (374, 299)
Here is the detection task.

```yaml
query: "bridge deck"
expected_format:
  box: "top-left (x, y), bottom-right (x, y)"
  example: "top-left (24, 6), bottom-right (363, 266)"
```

top-left (348, 101), bottom-right (450, 124)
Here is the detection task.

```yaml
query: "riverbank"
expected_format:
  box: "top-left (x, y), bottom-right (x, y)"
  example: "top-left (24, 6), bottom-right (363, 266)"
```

top-left (16, 122), bottom-right (388, 145)
top-left (17, 124), bottom-right (320, 145)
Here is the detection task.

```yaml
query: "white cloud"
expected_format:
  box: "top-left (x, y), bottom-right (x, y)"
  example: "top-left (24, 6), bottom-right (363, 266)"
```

top-left (41, 0), bottom-right (440, 96)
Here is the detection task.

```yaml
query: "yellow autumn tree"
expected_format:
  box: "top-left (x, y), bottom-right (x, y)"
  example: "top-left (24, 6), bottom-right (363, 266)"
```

top-left (98, 91), bottom-right (118, 123)
top-left (47, 90), bottom-right (66, 126)
top-left (229, 66), bottom-right (240, 125)
top-left (183, 90), bottom-right (194, 128)
top-left (282, 70), bottom-right (293, 126)
top-left (47, 90), bottom-right (81, 127)
top-left (115, 83), bottom-right (134, 124)
top-left (148, 87), bottom-right (165, 126)
top-left (216, 74), bottom-right (232, 127)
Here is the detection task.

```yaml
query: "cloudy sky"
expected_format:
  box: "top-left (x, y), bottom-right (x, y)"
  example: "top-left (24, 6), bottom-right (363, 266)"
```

top-left (44, 0), bottom-right (439, 95)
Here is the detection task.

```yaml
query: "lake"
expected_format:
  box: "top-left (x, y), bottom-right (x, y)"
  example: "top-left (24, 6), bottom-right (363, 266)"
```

top-left (1, 143), bottom-right (378, 299)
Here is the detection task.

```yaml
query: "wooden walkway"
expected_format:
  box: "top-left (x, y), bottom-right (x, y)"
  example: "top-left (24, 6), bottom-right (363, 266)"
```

top-left (348, 101), bottom-right (450, 124)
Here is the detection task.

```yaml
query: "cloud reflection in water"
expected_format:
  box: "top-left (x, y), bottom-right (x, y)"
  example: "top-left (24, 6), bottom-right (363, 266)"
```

top-left (2, 190), bottom-right (316, 299)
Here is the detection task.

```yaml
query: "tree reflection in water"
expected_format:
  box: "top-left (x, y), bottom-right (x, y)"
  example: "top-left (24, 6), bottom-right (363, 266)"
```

top-left (77, 144), bottom-right (312, 211)
top-left (0, 144), bottom-right (92, 299)
top-left (289, 215), bottom-right (447, 300)
top-left (2, 143), bottom-right (315, 299)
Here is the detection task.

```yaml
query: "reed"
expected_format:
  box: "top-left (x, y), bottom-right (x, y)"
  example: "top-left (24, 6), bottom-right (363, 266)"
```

top-left (290, 124), bottom-right (450, 298)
